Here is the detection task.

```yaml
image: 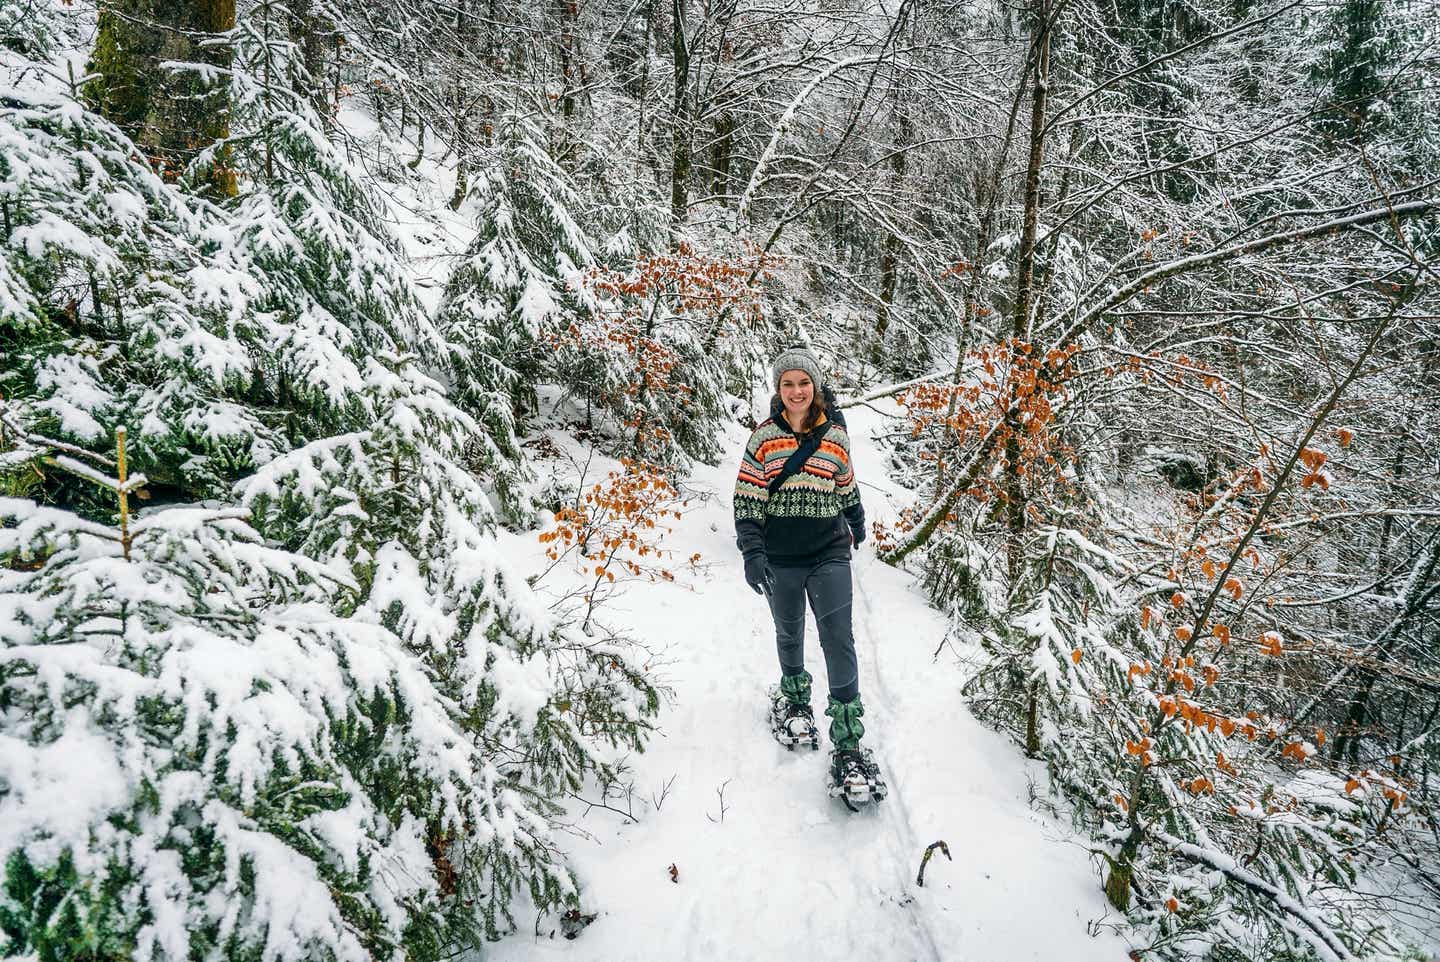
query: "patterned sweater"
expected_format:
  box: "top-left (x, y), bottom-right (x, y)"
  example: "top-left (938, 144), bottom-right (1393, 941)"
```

top-left (733, 400), bottom-right (866, 567)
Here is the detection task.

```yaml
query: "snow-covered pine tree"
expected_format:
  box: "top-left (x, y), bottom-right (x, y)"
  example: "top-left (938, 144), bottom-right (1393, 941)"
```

top-left (0, 414), bottom-right (493, 961)
top-left (435, 105), bottom-right (767, 474)
top-left (1, 0), bottom-right (440, 508)
top-left (194, 0), bottom-right (451, 456)
top-left (435, 109), bottom-right (597, 507)
top-left (0, 76), bottom-right (284, 510)
top-left (237, 350), bottom-right (661, 939)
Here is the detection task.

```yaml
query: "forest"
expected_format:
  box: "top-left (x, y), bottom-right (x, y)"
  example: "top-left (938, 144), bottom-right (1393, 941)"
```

top-left (1, 0), bottom-right (1437, 956)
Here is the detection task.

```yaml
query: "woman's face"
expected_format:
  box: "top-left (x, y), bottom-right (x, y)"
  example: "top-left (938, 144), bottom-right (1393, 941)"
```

top-left (778, 370), bottom-right (814, 419)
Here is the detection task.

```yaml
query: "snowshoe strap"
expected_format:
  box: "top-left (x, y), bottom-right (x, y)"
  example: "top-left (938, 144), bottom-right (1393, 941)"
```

top-left (767, 421), bottom-right (832, 495)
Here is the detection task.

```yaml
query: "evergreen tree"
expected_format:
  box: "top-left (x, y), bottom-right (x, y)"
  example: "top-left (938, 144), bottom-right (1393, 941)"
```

top-left (1312, 0), bottom-right (1397, 142)
top-left (0, 80), bottom-right (282, 509)
top-left (0, 417), bottom-right (477, 960)
top-left (237, 351), bottom-right (661, 939)
top-left (436, 109), bottom-right (598, 509)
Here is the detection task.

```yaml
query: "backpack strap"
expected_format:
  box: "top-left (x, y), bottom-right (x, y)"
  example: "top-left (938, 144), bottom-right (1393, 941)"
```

top-left (767, 421), bottom-right (832, 495)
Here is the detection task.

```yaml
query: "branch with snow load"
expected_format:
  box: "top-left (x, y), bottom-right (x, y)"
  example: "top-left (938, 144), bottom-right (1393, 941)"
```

top-left (1049, 200), bottom-right (1436, 347)
top-left (1151, 830), bottom-right (1355, 961)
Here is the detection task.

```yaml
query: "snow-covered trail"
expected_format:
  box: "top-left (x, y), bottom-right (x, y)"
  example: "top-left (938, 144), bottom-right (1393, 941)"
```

top-left (489, 402), bottom-right (1133, 961)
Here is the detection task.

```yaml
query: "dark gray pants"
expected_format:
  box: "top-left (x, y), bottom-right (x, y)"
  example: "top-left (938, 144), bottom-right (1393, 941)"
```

top-left (767, 557), bottom-right (860, 702)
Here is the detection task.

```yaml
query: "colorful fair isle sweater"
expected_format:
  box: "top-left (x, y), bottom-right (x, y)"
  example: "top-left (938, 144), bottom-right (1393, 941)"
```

top-left (734, 399), bottom-right (866, 567)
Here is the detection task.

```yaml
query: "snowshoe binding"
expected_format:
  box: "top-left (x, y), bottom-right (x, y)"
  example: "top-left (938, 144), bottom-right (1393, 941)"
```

top-left (768, 671), bottom-right (820, 750)
top-left (827, 747), bottom-right (888, 811)
top-left (825, 694), bottom-right (885, 810)
top-left (769, 687), bottom-right (820, 750)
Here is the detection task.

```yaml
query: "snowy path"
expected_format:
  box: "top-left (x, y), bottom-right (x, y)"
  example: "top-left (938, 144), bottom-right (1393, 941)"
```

top-left (489, 403), bottom-right (1133, 961)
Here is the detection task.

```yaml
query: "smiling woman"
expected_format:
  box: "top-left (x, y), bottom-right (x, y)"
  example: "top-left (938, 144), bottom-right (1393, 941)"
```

top-left (732, 346), bottom-right (887, 808)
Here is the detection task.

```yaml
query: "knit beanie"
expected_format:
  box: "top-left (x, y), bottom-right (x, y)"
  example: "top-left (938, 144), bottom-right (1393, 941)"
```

top-left (771, 347), bottom-right (824, 391)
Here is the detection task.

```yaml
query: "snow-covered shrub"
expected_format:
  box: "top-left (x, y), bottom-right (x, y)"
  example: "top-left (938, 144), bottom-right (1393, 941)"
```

top-left (0, 424), bottom-right (473, 960)
top-left (919, 352), bottom-right (1424, 960)
top-left (237, 353), bottom-right (662, 938)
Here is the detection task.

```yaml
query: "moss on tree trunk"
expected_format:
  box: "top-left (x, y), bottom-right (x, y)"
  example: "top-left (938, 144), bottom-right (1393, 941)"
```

top-left (87, 0), bottom-right (237, 197)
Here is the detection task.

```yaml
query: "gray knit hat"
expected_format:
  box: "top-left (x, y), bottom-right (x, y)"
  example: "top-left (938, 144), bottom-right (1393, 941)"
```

top-left (772, 347), bottom-right (824, 391)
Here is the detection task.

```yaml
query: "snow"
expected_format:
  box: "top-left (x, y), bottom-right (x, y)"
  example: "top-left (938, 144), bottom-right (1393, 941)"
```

top-left (0, 719), bottom-right (131, 869)
top-left (485, 401), bottom-right (1135, 960)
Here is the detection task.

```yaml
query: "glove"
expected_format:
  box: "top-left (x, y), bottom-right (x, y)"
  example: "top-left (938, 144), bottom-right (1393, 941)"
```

top-left (744, 552), bottom-right (772, 595)
top-left (849, 524), bottom-right (866, 548)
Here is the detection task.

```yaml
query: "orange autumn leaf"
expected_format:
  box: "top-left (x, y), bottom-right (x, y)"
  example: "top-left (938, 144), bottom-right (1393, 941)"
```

top-left (1258, 632), bottom-right (1283, 657)
top-left (1224, 578), bottom-right (1243, 600)
top-left (1175, 625), bottom-right (1192, 642)
top-left (1114, 793), bottom-right (1128, 812)
top-left (1140, 606), bottom-right (1153, 630)
top-left (1299, 447), bottom-right (1327, 471)
top-left (1165, 898), bottom-right (1179, 913)
top-left (1344, 779), bottom-right (1361, 794)
top-left (1200, 558), bottom-right (1216, 580)
top-left (1212, 623), bottom-right (1231, 646)
top-left (1170, 592), bottom-right (1185, 609)
top-left (1071, 648), bottom-right (1082, 664)
top-left (1336, 427), bottom-right (1354, 447)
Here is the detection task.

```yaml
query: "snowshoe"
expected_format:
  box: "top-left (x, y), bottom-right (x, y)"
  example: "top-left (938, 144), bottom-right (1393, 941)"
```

top-left (827, 747), bottom-right (888, 810)
top-left (768, 686), bottom-right (820, 751)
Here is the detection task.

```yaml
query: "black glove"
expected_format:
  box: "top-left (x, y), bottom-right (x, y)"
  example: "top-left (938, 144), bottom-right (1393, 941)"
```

top-left (744, 552), bottom-right (772, 595)
top-left (849, 523), bottom-right (866, 548)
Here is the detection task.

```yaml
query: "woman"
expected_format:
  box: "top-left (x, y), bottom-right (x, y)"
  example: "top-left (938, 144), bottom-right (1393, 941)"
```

top-left (733, 347), bottom-right (886, 805)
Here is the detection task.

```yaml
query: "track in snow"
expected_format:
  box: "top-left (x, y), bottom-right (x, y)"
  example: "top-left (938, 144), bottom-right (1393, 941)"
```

top-left (486, 402), bottom-right (1133, 962)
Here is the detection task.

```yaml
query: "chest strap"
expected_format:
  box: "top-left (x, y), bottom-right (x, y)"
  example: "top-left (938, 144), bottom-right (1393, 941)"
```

top-left (767, 421), bottom-right (832, 495)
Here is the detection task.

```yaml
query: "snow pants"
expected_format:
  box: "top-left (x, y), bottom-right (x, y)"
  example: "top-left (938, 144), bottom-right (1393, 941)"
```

top-left (766, 557), bottom-right (860, 703)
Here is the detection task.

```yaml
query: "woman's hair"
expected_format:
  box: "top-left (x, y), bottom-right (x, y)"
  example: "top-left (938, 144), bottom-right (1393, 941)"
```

top-left (772, 388), bottom-right (828, 433)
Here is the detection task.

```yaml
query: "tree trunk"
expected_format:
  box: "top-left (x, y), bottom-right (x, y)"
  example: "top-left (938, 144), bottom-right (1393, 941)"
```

top-left (87, 0), bottom-right (237, 196)
top-left (637, 0), bottom-right (654, 164)
top-left (1011, 0), bottom-right (1052, 344)
top-left (669, 0), bottom-right (691, 240)
top-left (712, 107), bottom-right (733, 202)
top-left (875, 110), bottom-right (911, 338)
top-left (288, 0), bottom-right (329, 125)
top-left (1004, 0), bottom-right (1052, 578)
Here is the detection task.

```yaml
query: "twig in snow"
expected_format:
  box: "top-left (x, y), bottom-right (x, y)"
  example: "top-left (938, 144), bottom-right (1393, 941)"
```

top-left (652, 773), bottom-right (677, 812)
top-left (916, 840), bottom-right (952, 886)
top-left (705, 778), bottom-right (733, 824)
